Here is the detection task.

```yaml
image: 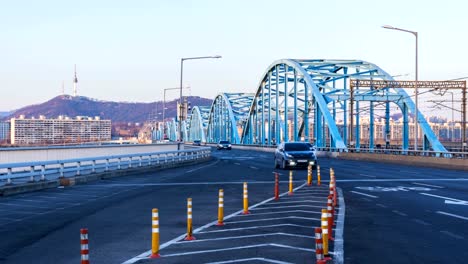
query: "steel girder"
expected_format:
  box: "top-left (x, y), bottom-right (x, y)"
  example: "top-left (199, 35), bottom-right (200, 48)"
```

top-left (187, 106), bottom-right (210, 142)
top-left (239, 59), bottom-right (447, 152)
top-left (206, 93), bottom-right (254, 144)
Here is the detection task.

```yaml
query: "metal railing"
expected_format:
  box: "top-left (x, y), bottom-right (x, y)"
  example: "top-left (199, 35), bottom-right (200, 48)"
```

top-left (0, 147), bottom-right (211, 186)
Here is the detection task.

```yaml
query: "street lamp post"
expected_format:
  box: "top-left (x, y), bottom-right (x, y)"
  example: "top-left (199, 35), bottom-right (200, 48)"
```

top-left (382, 25), bottom-right (419, 150)
top-left (178, 55), bottom-right (222, 142)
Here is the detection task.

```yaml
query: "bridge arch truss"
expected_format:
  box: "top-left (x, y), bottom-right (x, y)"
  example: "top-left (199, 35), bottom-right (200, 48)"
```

top-left (239, 59), bottom-right (447, 152)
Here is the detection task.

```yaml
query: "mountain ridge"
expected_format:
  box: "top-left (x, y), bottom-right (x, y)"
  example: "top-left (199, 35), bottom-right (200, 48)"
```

top-left (3, 95), bottom-right (212, 123)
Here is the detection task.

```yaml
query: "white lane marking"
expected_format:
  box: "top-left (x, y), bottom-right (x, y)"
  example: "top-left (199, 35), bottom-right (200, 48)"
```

top-left (295, 189), bottom-right (331, 193)
top-left (207, 257), bottom-right (293, 264)
top-left (107, 181), bottom-right (279, 187)
top-left (376, 204), bottom-right (388, 208)
top-left (412, 219), bottom-right (431, 226)
top-left (360, 174), bottom-right (376, 178)
top-left (48, 192), bottom-right (98, 198)
top-left (161, 243), bottom-right (314, 258)
top-left (251, 205), bottom-right (324, 210)
top-left (197, 223), bottom-right (315, 234)
top-left (440, 230), bottom-right (465, 240)
top-left (412, 182), bottom-right (443, 188)
top-left (234, 210), bottom-right (321, 217)
top-left (350, 191), bottom-right (378, 199)
top-left (225, 216), bottom-right (320, 224)
top-left (249, 166), bottom-right (259, 170)
top-left (266, 200), bottom-right (325, 205)
top-left (122, 182), bottom-right (309, 264)
top-left (334, 187), bottom-right (345, 264)
top-left (282, 194), bottom-right (328, 198)
top-left (392, 210), bottom-right (408, 217)
top-left (175, 232), bottom-right (312, 244)
top-left (234, 163), bottom-right (241, 165)
top-left (436, 211), bottom-right (468, 221)
top-left (420, 193), bottom-right (468, 203)
top-left (186, 159), bottom-right (220, 173)
top-left (0, 203), bottom-right (50, 209)
top-left (445, 200), bottom-right (468, 206)
top-left (400, 170), bottom-right (419, 174)
top-left (337, 178), bottom-right (468, 183)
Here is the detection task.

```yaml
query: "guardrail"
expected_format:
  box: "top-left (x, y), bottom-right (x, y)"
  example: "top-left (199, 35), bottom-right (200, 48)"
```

top-left (0, 147), bottom-right (211, 186)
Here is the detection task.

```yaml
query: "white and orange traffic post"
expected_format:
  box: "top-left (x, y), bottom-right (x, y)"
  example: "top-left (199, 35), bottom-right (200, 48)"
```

top-left (317, 166), bottom-right (321, 186)
top-left (185, 198), bottom-right (196, 240)
top-left (321, 209), bottom-right (332, 260)
top-left (307, 165), bottom-right (312, 186)
top-left (274, 173), bottom-right (279, 201)
top-left (327, 200), bottom-right (334, 241)
top-left (288, 171), bottom-right (294, 195)
top-left (80, 228), bottom-right (89, 264)
top-left (217, 189), bottom-right (224, 226)
top-left (150, 209), bottom-right (160, 258)
top-left (242, 182), bottom-right (250, 214)
top-left (315, 227), bottom-right (326, 264)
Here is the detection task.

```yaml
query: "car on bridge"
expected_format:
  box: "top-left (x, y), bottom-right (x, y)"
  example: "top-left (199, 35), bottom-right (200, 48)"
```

top-left (192, 140), bottom-right (202, 146)
top-left (274, 142), bottom-right (317, 169)
top-left (217, 140), bottom-right (232, 150)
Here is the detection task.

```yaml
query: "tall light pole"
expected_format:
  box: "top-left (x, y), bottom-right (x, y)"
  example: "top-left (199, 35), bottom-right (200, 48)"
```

top-left (382, 25), bottom-right (418, 150)
top-left (178, 55), bottom-right (222, 142)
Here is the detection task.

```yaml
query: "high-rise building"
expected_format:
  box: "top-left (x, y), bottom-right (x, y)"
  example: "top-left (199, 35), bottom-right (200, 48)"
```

top-left (10, 115), bottom-right (111, 145)
top-left (0, 121), bottom-right (10, 142)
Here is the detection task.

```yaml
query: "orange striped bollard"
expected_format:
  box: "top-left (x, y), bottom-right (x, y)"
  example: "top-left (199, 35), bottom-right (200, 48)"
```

top-left (288, 171), bottom-right (293, 195)
top-left (332, 175), bottom-right (337, 207)
top-left (307, 165), bottom-right (312, 186)
top-left (328, 195), bottom-right (335, 225)
top-left (80, 228), bottom-right (89, 264)
top-left (242, 182), bottom-right (250, 214)
top-left (217, 189), bottom-right (224, 226)
top-left (321, 209), bottom-right (332, 260)
top-left (184, 198), bottom-right (196, 240)
top-left (150, 209), bottom-right (160, 258)
top-left (274, 173), bottom-right (279, 201)
top-left (327, 200), bottom-right (334, 240)
top-left (317, 166), bottom-right (321, 186)
top-left (315, 227), bottom-right (326, 264)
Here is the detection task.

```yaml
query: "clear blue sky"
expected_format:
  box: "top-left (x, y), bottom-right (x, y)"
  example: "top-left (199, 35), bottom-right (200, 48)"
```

top-left (1, 0), bottom-right (467, 115)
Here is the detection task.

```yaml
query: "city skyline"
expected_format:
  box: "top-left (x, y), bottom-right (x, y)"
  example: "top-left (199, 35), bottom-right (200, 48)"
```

top-left (1, 0), bottom-right (467, 116)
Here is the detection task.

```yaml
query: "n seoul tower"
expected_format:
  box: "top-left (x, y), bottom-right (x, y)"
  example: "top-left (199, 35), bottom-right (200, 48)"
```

top-left (73, 64), bottom-right (78, 97)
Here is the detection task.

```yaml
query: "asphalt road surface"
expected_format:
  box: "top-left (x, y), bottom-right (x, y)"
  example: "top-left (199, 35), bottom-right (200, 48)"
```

top-left (0, 148), bottom-right (467, 264)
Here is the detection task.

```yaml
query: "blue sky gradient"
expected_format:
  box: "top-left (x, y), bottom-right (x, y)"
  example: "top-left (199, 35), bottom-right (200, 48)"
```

top-left (1, 0), bottom-right (467, 116)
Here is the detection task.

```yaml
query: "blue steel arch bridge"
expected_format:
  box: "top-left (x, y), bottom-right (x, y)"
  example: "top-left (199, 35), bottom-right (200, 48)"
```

top-left (172, 59), bottom-right (450, 152)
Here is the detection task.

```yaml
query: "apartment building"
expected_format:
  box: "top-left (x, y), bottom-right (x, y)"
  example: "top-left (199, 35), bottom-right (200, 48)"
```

top-left (0, 121), bottom-right (10, 142)
top-left (10, 115), bottom-right (111, 145)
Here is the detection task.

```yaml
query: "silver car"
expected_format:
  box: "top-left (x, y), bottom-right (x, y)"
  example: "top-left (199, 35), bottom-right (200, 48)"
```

top-left (274, 142), bottom-right (318, 169)
top-left (217, 140), bottom-right (232, 150)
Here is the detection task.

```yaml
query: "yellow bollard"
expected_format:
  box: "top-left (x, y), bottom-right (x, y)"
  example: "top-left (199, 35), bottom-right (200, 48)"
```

top-left (217, 189), bottom-right (224, 226)
top-left (150, 208), bottom-right (160, 258)
top-left (288, 171), bottom-right (294, 195)
top-left (185, 198), bottom-right (196, 240)
top-left (242, 182), bottom-right (250, 214)
top-left (321, 209), bottom-right (331, 259)
top-left (307, 165), bottom-right (312, 186)
top-left (317, 166), bottom-right (321, 186)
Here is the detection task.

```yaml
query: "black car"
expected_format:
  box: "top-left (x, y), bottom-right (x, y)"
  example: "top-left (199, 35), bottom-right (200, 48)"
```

top-left (217, 140), bottom-right (232, 150)
top-left (274, 142), bottom-right (317, 169)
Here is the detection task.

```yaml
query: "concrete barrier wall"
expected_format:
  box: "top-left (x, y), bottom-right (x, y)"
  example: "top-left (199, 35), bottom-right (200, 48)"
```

top-left (0, 143), bottom-right (181, 164)
top-left (334, 152), bottom-right (468, 171)
top-left (229, 144), bottom-right (467, 171)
